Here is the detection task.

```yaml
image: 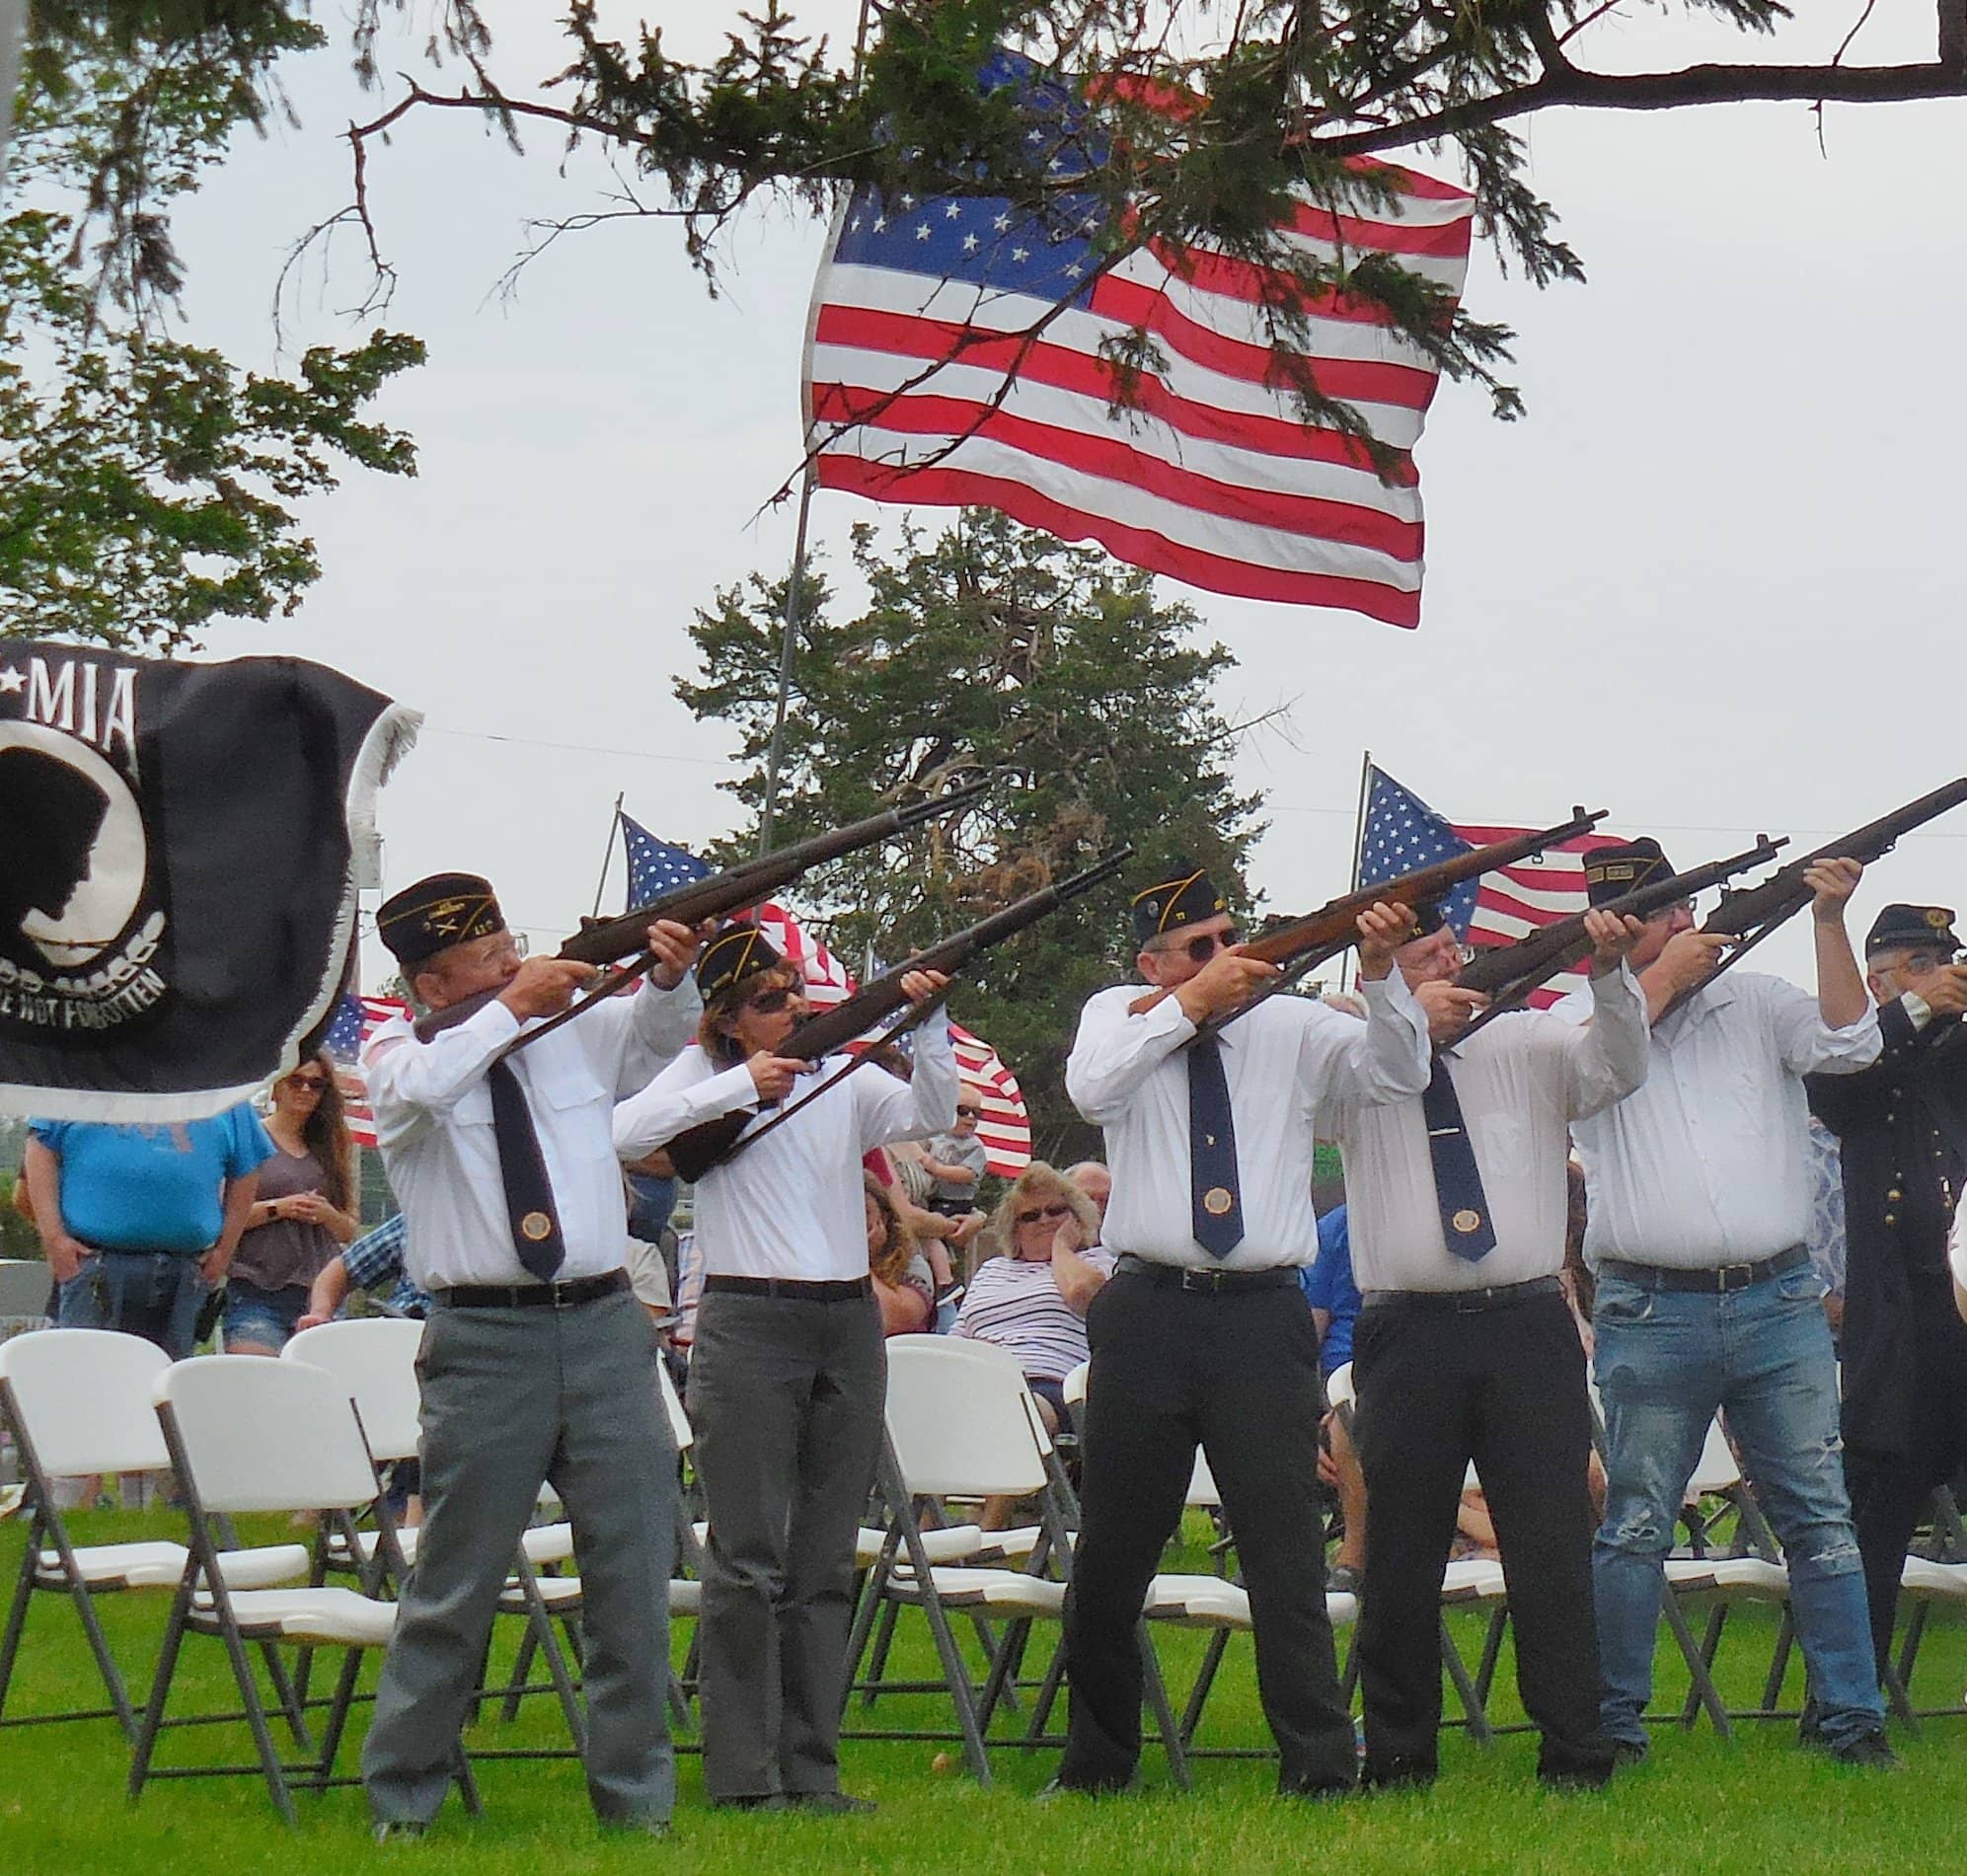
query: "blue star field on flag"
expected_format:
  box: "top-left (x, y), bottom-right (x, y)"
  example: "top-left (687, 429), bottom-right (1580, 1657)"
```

top-left (620, 813), bottom-right (713, 909)
top-left (1357, 767), bottom-right (1481, 940)
top-left (323, 993), bottom-right (366, 1064)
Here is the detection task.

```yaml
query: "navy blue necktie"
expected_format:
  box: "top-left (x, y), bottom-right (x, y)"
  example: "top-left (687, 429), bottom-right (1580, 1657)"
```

top-left (1187, 1035), bottom-right (1245, 1259)
top-left (487, 1058), bottom-right (567, 1281)
top-left (1422, 1056), bottom-right (1495, 1263)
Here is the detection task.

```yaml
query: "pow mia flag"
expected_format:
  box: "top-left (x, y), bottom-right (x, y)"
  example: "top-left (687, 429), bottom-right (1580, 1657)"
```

top-left (0, 642), bottom-right (417, 1120)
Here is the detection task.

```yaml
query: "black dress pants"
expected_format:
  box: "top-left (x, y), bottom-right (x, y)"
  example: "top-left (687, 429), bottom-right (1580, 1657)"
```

top-left (1845, 1296), bottom-right (1967, 1681)
top-left (1351, 1288), bottom-right (1612, 1786)
top-left (1058, 1268), bottom-right (1354, 1793)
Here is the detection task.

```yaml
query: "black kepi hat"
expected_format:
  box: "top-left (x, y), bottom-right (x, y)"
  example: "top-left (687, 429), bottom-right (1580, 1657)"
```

top-left (1865, 902), bottom-right (1961, 957)
top-left (1584, 839), bottom-right (1677, 908)
top-left (697, 921), bottom-right (785, 1002)
top-left (377, 872), bottom-right (505, 968)
top-left (1131, 864), bottom-right (1227, 943)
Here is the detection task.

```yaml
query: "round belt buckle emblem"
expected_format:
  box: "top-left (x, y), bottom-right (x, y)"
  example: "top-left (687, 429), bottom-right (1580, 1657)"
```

top-left (521, 1211), bottom-right (555, 1242)
top-left (1452, 1208), bottom-right (1482, 1235)
top-left (1203, 1186), bottom-right (1235, 1217)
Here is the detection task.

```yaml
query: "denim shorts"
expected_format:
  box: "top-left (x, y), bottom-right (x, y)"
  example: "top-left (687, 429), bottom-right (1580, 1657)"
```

top-left (222, 1281), bottom-right (311, 1350)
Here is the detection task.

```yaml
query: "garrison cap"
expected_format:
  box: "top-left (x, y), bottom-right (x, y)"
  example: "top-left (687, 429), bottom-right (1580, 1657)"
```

top-left (377, 872), bottom-right (505, 968)
top-left (696, 921), bottom-right (785, 1003)
top-left (1131, 864), bottom-right (1227, 943)
top-left (1585, 839), bottom-right (1677, 908)
top-left (1865, 902), bottom-right (1961, 957)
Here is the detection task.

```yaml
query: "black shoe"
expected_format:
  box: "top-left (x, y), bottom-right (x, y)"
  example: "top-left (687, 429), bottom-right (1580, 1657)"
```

top-left (1035, 1774), bottom-right (1137, 1802)
top-left (1360, 1757), bottom-right (1435, 1792)
top-left (711, 1793), bottom-right (792, 1812)
top-left (1608, 1737), bottom-right (1649, 1768)
top-left (789, 1791), bottom-right (876, 1816)
top-left (1797, 1698), bottom-right (1828, 1748)
top-left (601, 1815), bottom-right (673, 1838)
top-left (1540, 1764), bottom-right (1615, 1793)
top-left (372, 1821), bottom-right (427, 1844)
top-left (1828, 1729), bottom-right (1903, 1770)
top-left (1279, 1774), bottom-right (1358, 1801)
top-left (1325, 1563), bottom-right (1364, 1597)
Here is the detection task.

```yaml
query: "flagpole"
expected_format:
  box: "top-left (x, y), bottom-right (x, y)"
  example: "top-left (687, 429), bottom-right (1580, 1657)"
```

top-left (591, 792), bottom-right (624, 917)
top-left (758, 468), bottom-right (816, 859)
top-left (1348, 748), bottom-right (1373, 892)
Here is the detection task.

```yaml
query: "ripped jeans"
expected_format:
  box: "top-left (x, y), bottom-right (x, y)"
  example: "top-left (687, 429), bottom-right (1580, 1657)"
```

top-left (1592, 1263), bottom-right (1882, 1748)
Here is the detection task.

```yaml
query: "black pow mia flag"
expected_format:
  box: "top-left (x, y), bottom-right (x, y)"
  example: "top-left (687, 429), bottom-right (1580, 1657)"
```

top-left (0, 643), bottom-right (417, 1120)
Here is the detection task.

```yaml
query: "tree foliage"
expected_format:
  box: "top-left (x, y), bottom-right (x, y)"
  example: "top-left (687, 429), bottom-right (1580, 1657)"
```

top-left (677, 507), bottom-right (1266, 1162)
top-left (1, 3), bottom-right (423, 650)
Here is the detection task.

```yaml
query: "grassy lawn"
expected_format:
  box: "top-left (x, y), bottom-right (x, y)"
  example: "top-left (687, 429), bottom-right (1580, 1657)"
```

top-left (4, 1507), bottom-right (1967, 1874)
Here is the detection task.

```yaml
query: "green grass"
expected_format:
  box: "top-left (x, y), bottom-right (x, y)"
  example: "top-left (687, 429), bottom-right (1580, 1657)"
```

top-left (5, 1508), bottom-right (1967, 1874)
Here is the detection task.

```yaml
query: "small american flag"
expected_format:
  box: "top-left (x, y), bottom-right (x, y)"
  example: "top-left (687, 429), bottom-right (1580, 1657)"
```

top-left (1358, 766), bottom-right (1623, 1009)
top-left (324, 991), bottom-right (411, 1148)
top-left (803, 48), bottom-right (1473, 628)
top-left (948, 1021), bottom-right (1032, 1178)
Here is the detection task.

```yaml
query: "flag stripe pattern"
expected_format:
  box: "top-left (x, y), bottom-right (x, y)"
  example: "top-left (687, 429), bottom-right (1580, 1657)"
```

top-left (324, 991), bottom-right (412, 1149)
top-left (620, 811), bottom-right (1030, 1170)
top-left (803, 48), bottom-right (1473, 628)
top-left (1359, 769), bottom-right (1623, 1009)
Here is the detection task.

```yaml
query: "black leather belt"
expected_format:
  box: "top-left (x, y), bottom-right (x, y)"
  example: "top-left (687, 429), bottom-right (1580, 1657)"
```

top-left (703, 1274), bottom-right (873, 1302)
top-left (1596, 1244), bottom-right (1808, 1295)
top-left (1113, 1254), bottom-right (1301, 1294)
top-left (432, 1270), bottom-right (629, 1311)
top-left (1360, 1275), bottom-right (1563, 1313)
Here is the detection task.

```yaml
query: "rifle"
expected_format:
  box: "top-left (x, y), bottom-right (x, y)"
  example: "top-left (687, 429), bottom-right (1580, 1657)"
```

top-left (412, 779), bottom-right (993, 1048)
top-left (1144, 808), bottom-right (1609, 1033)
top-left (1659, 776), bottom-right (1967, 1022)
top-left (665, 847), bottom-right (1133, 1182)
top-left (1450, 834), bottom-right (1788, 1043)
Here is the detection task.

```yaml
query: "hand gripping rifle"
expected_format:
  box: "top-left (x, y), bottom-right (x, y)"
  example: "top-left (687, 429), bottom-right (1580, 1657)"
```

top-left (1653, 776), bottom-right (1967, 1023)
top-left (664, 847), bottom-right (1134, 1183)
top-left (1449, 834), bottom-right (1789, 1044)
top-left (413, 779), bottom-right (994, 1049)
top-left (1142, 808), bottom-right (1609, 1039)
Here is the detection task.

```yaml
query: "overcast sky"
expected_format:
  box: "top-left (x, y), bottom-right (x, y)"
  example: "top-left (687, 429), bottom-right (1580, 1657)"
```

top-left (154, 2), bottom-right (1967, 998)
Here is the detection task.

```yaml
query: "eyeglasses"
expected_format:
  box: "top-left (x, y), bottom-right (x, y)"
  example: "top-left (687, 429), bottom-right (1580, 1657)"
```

top-left (1643, 899), bottom-right (1695, 924)
top-left (289, 1075), bottom-right (330, 1092)
top-left (1015, 1202), bottom-right (1073, 1227)
top-left (955, 1104), bottom-right (982, 1119)
top-left (744, 986), bottom-right (798, 1016)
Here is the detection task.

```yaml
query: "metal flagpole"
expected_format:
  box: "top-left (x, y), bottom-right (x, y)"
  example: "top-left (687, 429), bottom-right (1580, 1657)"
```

top-left (757, 468), bottom-right (816, 858)
top-left (1348, 748), bottom-right (1374, 892)
top-left (591, 791), bottom-right (625, 916)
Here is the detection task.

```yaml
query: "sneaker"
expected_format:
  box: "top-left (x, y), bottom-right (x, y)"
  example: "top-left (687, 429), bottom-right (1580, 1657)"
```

top-left (711, 1793), bottom-right (791, 1812)
top-left (1828, 1729), bottom-right (1903, 1770)
top-left (789, 1791), bottom-right (876, 1816)
top-left (372, 1821), bottom-right (427, 1844)
top-left (1035, 1774), bottom-right (1138, 1803)
top-left (1609, 1737), bottom-right (1649, 1767)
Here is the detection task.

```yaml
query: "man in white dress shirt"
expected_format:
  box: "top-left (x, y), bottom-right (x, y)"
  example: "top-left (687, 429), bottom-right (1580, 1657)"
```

top-left (1336, 904), bottom-right (1647, 1791)
top-left (358, 873), bottom-right (704, 1838)
top-left (1557, 840), bottom-right (1896, 1768)
top-left (1052, 864), bottom-right (1431, 1797)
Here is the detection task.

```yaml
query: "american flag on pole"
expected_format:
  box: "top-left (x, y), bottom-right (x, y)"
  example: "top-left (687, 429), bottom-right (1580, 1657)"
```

top-left (949, 1022), bottom-right (1032, 1178)
top-left (323, 991), bottom-right (411, 1149)
top-left (1358, 766), bottom-right (1623, 1008)
top-left (802, 48), bottom-right (1473, 628)
top-left (620, 812), bottom-right (857, 1007)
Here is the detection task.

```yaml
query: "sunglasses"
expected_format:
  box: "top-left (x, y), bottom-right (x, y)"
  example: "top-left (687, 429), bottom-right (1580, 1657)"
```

top-left (1015, 1202), bottom-right (1073, 1227)
top-left (289, 1075), bottom-right (331, 1092)
top-left (743, 986), bottom-right (799, 1016)
top-left (955, 1104), bottom-right (982, 1119)
top-left (1162, 929), bottom-right (1239, 964)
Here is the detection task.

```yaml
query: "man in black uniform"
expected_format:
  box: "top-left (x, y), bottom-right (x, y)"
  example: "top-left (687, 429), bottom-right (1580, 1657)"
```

top-left (1808, 901), bottom-right (1967, 1682)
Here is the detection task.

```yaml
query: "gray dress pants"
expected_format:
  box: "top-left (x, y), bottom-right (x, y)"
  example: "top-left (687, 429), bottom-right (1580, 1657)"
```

top-left (687, 1288), bottom-right (885, 1801)
top-left (361, 1287), bottom-right (677, 1825)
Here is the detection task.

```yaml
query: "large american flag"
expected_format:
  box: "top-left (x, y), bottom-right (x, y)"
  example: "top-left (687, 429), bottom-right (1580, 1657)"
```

top-left (1358, 766), bottom-right (1623, 1008)
top-left (620, 812), bottom-right (1030, 1170)
top-left (323, 991), bottom-right (411, 1149)
top-left (803, 48), bottom-right (1473, 628)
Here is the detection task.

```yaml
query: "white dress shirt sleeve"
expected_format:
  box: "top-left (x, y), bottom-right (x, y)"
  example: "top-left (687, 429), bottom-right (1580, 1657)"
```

top-left (1066, 988), bottom-right (1198, 1125)
top-left (1762, 974), bottom-right (1883, 1078)
top-left (611, 1047), bottom-right (761, 1161)
top-left (366, 1001), bottom-right (522, 1151)
top-left (1557, 960), bottom-right (1650, 1121)
top-left (1305, 970), bottom-right (1431, 1112)
top-left (855, 1009), bottom-right (959, 1150)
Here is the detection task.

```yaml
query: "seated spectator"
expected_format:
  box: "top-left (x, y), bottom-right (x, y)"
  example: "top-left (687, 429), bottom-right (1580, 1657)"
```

top-left (1064, 1161), bottom-right (1112, 1235)
top-left (866, 1175), bottom-right (934, 1336)
top-left (298, 1213), bottom-right (428, 1327)
top-left (225, 1057), bottom-right (360, 1354)
top-left (953, 1163), bottom-right (1112, 1437)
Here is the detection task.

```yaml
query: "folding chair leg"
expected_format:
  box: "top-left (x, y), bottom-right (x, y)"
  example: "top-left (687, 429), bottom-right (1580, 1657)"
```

top-left (1473, 1608), bottom-right (1509, 1707)
top-left (916, 1585), bottom-right (993, 1785)
top-left (521, 1584), bottom-right (587, 1752)
top-left (1025, 1635), bottom-right (1068, 1742)
top-left (216, 1611), bottom-right (300, 1825)
top-left (1179, 1627), bottom-right (1232, 1748)
top-left (0, 1530), bottom-right (40, 1724)
top-left (1763, 1606), bottom-right (1797, 1710)
top-left (500, 1624), bottom-right (540, 1724)
top-left (1680, 1605), bottom-right (1729, 1727)
top-left (1139, 1621), bottom-right (1191, 1791)
top-left (860, 1599), bottom-right (902, 1708)
top-left (666, 1665), bottom-right (693, 1729)
top-left (260, 1641), bottom-right (314, 1752)
top-left (65, 1569), bottom-right (138, 1741)
top-left (313, 1648), bottom-right (365, 1790)
top-left (1439, 1616), bottom-right (1493, 1747)
top-left (1881, 1652), bottom-right (1919, 1727)
top-left (127, 1585), bottom-right (191, 1803)
top-left (1661, 1590), bottom-right (1731, 1739)
top-left (1896, 1599), bottom-right (1930, 1692)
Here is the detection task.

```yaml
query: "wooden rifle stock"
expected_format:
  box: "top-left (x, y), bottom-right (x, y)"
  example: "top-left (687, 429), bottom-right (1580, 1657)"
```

top-left (665, 848), bottom-right (1133, 1183)
top-left (1128, 808), bottom-right (1608, 1022)
top-left (1451, 835), bottom-right (1787, 1042)
top-left (1659, 775), bottom-right (1967, 1021)
top-left (411, 779), bottom-right (993, 1045)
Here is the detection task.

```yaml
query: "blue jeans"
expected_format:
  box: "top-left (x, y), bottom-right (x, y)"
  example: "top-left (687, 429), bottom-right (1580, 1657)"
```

top-left (1591, 1261), bottom-right (1881, 1749)
top-left (57, 1251), bottom-right (208, 1361)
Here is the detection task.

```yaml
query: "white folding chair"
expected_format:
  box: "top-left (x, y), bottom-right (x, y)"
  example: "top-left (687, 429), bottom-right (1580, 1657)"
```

top-left (0, 1330), bottom-right (307, 1740)
top-left (132, 1355), bottom-right (478, 1824)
